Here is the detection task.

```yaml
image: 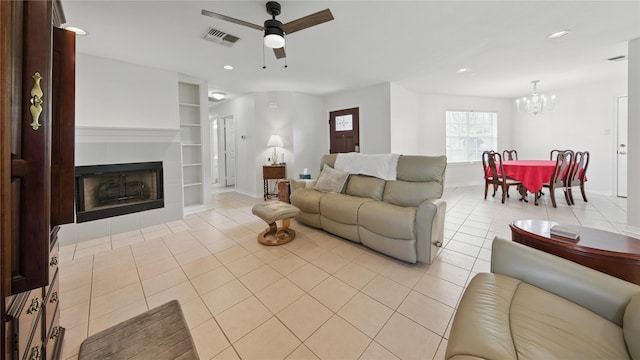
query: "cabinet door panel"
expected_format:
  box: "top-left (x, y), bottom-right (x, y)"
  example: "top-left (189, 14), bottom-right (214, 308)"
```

top-left (50, 26), bottom-right (75, 226)
top-left (10, 0), bottom-right (53, 295)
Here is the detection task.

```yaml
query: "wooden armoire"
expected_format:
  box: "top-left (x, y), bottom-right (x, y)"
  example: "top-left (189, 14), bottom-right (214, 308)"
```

top-left (1, 1), bottom-right (76, 359)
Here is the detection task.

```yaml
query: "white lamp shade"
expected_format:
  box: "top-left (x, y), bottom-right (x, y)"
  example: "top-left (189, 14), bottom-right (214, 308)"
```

top-left (264, 34), bottom-right (285, 49)
top-left (266, 134), bottom-right (284, 147)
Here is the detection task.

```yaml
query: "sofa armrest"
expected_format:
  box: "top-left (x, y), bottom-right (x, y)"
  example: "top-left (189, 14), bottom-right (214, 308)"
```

top-left (415, 198), bottom-right (446, 264)
top-left (491, 236), bottom-right (640, 326)
top-left (290, 179), bottom-right (316, 192)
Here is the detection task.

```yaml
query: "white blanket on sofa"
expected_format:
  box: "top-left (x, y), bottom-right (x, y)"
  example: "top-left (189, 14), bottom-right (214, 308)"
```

top-left (334, 153), bottom-right (400, 181)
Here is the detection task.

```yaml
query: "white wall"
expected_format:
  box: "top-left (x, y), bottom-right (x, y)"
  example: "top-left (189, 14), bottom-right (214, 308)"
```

top-left (254, 93), bottom-right (294, 195)
top-left (417, 93), bottom-right (512, 187)
top-left (390, 83), bottom-right (419, 154)
top-left (290, 94), bottom-right (325, 178)
top-left (212, 92), bottom-right (325, 197)
top-left (628, 37), bottom-right (640, 228)
top-left (511, 77), bottom-right (627, 196)
top-left (211, 95), bottom-right (257, 197)
top-left (76, 53), bottom-right (179, 129)
top-left (324, 83), bottom-right (391, 154)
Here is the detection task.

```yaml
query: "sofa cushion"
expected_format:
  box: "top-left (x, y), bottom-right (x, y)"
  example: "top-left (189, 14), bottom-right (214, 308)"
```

top-left (396, 155), bottom-right (446, 183)
top-left (447, 273), bottom-right (630, 360)
top-left (383, 180), bottom-right (443, 207)
top-left (358, 201), bottom-right (416, 240)
top-left (314, 164), bottom-right (349, 193)
top-left (320, 193), bottom-right (373, 225)
top-left (624, 294), bottom-right (640, 359)
top-left (358, 227), bottom-right (417, 263)
top-left (345, 175), bottom-right (386, 201)
top-left (290, 188), bottom-right (324, 214)
top-left (511, 282), bottom-right (629, 360)
top-left (446, 273), bottom-right (519, 360)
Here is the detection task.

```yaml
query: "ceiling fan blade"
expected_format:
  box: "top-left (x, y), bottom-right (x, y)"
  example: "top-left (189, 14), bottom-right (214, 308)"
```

top-left (281, 9), bottom-right (333, 34)
top-left (201, 9), bottom-right (263, 31)
top-left (273, 47), bottom-right (286, 59)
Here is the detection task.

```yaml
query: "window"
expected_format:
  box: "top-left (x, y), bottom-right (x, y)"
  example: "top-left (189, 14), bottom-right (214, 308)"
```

top-left (335, 114), bottom-right (353, 131)
top-left (445, 110), bottom-right (497, 163)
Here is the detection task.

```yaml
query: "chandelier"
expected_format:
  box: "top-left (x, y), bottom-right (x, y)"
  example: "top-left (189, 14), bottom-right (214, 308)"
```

top-left (516, 80), bottom-right (556, 115)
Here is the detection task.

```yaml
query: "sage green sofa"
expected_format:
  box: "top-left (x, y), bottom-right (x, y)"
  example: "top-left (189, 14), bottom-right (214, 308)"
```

top-left (446, 237), bottom-right (640, 360)
top-left (290, 154), bottom-right (447, 264)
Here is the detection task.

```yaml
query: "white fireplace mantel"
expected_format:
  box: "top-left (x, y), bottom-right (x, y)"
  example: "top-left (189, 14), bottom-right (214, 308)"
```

top-left (76, 126), bottom-right (180, 143)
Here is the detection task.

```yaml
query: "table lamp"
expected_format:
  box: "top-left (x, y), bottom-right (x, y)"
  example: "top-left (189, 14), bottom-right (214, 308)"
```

top-left (266, 135), bottom-right (284, 164)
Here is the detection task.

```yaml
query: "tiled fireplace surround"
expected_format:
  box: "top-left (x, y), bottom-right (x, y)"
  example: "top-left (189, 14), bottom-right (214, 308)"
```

top-left (60, 127), bottom-right (184, 245)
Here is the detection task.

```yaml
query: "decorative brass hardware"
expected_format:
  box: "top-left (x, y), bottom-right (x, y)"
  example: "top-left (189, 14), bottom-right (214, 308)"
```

top-left (29, 72), bottom-right (44, 131)
top-left (49, 256), bottom-right (58, 267)
top-left (26, 297), bottom-right (42, 314)
top-left (30, 345), bottom-right (41, 360)
top-left (50, 291), bottom-right (58, 303)
top-left (50, 326), bottom-right (60, 339)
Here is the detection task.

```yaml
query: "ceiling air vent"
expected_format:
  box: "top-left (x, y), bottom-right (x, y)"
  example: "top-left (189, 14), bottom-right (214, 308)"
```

top-left (202, 27), bottom-right (240, 47)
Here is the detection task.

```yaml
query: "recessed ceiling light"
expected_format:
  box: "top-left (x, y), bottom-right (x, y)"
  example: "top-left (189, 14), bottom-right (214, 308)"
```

top-left (223, 65), bottom-right (234, 70)
top-left (548, 30), bottom-right (569, 39)
top-left (456, 68), bottom-right (471, 73)
top-left (210, 92), bottom-right (225, 100)
top-left (63, 26), bottom-right (88, 36)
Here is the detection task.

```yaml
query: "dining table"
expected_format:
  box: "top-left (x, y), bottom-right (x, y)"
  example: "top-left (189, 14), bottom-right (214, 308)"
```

top-left (499, 160), bottom-right (557, 204)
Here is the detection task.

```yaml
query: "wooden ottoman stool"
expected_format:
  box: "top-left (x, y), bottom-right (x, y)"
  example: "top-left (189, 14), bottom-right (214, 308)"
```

top-left (252, 201), bottom-right (301, 246)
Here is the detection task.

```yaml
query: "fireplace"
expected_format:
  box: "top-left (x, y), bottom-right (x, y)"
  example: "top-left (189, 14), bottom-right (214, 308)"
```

top-left (75, 162), bottom-right (164, 223)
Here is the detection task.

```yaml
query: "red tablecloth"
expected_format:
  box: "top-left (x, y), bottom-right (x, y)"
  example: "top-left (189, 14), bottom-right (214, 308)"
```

top-left (501, 160), bottom-right (556, 193)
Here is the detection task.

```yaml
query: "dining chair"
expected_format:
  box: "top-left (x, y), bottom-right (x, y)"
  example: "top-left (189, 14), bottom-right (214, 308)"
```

top-left (549, 149), bottom-right (572, 160)
top-left (482, 150), bottom-right (498, 199)
top-left (538, 150), bottom-right (573, 208)
top-left (543, 149), bottom-right (574, 196)
top-left (567, 151), bottom-right (590, 204)
top-left (502, 149), bottom-right (518, 160)
top-left (485, 151), bottom-right (522, 204)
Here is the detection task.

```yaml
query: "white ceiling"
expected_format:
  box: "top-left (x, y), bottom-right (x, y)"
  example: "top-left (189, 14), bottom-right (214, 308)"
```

top-left (61, 1), bottom-right (640, 101)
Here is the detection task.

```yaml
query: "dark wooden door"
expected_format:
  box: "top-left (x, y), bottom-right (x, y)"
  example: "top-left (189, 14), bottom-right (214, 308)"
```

top-left (329, 107), bottom-right (359, 153)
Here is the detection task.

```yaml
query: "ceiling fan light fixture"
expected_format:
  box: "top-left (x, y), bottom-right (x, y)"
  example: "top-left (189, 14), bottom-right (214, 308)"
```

top-left (264, 33), bottom-right (285, 48)
top-left (264, 19), bottom-right (285, 48)
top-left (202, 1), bottom-right (334, 61)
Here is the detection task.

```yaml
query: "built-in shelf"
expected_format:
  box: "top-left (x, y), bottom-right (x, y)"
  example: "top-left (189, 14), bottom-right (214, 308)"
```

top-left (179, 81), bottom-right (205, 211)
top-left (184, 182), bottom-right (203, 187)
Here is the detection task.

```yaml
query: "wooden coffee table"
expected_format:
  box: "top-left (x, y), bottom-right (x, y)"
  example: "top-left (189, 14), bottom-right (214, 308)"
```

top-left (510, 219), bottom-right (640, 285)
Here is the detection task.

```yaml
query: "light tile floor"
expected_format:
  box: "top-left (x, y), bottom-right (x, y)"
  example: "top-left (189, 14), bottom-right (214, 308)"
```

top-left (58, 185), bottom-right (632, 360)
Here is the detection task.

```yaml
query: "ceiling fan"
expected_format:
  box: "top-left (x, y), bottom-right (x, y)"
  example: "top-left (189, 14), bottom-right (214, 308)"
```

top-left (201, 1), bottom-right (334, 60)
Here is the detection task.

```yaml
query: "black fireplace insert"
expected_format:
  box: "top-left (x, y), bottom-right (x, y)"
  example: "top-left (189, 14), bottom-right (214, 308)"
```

top-left (75, 162), bottom-right (164, 223)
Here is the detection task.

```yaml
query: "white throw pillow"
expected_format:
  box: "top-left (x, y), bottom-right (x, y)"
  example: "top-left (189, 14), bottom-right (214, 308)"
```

top-left (314, 164), bottom-right (349, 193)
